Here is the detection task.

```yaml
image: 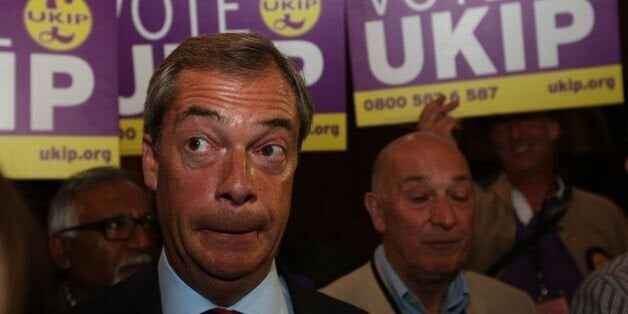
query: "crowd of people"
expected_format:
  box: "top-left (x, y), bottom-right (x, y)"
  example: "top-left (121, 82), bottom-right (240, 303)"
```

top-left (0, 32), bottom-right (626, 314)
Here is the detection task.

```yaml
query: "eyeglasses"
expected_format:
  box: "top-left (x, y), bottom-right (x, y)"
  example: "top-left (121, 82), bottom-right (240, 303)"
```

top-left (57, 213), bottom-right (158, 241)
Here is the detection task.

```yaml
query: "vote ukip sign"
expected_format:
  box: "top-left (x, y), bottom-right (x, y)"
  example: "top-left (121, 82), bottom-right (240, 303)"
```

top-left (0, 0), bottom-right (118, 179)
top-left (117, 0), bottom-right (347, 155)
top-left (347, 0), bottom-right (624, 126)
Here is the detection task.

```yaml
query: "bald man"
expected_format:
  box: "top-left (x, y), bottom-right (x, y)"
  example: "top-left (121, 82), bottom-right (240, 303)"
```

top-left (321, 132), bottom-right (534, 314)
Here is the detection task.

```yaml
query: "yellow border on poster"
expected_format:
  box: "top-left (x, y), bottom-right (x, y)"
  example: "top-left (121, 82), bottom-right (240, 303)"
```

top-left (354, 64), bottom-right (624, 127)
top-left (302, 113), bottom-right (346, 152)
top-left (0, 136), bottom-right (119, 179)
top-left (120, 118), bottom-right (143, 156)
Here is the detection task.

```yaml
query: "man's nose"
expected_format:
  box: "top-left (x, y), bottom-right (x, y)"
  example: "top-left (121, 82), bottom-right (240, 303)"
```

top-left (215, 150), bottom-right (257, 206)
top-left (507, 121), bottom-right (522, 139)
top-left (430, 197), bottom-right (456, 229)
top-left (128, 223), bottom-right (153, 251)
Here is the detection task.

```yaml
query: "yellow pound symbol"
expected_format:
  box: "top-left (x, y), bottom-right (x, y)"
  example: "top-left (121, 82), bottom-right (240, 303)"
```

top-left (260, 0), bottom-right (321, 37)
top-left (24, 0), bottom-right (92, 51)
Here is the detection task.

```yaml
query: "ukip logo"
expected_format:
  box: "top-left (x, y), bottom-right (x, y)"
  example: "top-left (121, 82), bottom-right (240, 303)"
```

top-left (24, 0), bottom-right (92, 51)
top-left (260, 0), bottom-right (321, 37)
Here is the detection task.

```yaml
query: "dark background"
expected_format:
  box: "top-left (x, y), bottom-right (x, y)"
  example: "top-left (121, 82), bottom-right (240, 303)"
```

top-left (13, 5), bottom-right (628, 289)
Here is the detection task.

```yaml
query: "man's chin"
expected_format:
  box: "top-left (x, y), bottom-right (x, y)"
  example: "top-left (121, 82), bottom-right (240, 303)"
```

top-left (199, 255), bottom-right (270, 282)
top-left (112, 263), bottom-right (148, 284)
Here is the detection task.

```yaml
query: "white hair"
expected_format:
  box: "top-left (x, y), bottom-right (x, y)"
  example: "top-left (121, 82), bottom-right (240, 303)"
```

top-left (47, 167), bottom-right (145, 236)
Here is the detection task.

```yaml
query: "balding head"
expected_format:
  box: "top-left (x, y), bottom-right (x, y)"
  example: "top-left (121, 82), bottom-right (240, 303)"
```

top-left (370, 132), bottom-right (468, 196)
top-left (365, 132), bottom-right (474, 288)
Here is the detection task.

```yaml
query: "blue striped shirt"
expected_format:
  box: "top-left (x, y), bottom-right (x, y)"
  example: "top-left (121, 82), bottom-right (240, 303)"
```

top-left (572, 251), bottom-right (628, 314)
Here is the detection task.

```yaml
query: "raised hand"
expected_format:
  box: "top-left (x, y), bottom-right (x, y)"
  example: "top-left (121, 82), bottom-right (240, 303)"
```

top-left (416, 95), bottom-right (460, 140)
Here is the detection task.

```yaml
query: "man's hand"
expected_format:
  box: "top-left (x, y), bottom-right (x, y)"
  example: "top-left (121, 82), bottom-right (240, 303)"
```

top-left (416, 95), bottom-right (460, 140)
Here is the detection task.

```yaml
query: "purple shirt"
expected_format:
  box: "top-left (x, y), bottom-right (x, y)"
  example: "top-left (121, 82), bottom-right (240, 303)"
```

top-left (500, 187), bottom-right (582, 303)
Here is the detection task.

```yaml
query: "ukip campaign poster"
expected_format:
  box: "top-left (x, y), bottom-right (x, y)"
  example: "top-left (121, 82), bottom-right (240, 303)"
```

top-left (0, 0), bottom-right (118, 179)
top-left (118, 0), bottom-right (346, 154)
top-left (347, 0), bottom-right (624, 127)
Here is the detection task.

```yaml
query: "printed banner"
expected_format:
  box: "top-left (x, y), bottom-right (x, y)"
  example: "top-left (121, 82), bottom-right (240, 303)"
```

top-left (0, 0), bottom-right (119, 179)
top-left (347, 0), bottom-right (624, 127)
top-left (118, 0), bottom-right (346, 154)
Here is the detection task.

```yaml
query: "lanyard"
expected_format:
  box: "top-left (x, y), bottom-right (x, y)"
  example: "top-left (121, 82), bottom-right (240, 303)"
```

top-left (370, 259), bottom-right (403, 314)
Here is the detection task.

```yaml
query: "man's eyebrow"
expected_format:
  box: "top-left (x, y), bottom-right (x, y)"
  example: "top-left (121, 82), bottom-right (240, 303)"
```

top-left (451, 175), bottom-right (472, 183)
top-left (402, 176), bottom-right (429, 184)
top-left (256, 118), bottom-right (294, 132)
top-left (401, 175), bottom-right (471, 184)
top-left (175, 105), bottom-right (224, 128)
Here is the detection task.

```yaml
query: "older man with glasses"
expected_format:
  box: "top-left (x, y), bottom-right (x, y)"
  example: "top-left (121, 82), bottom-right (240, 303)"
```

top-left (47, 166), bottom-right (159, 313)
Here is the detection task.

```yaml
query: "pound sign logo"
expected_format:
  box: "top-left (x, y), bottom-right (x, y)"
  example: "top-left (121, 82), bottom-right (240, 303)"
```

top-left (260, 0), bottom-right (321, 37)
top-left (24, 0), bottom-right (92, 51)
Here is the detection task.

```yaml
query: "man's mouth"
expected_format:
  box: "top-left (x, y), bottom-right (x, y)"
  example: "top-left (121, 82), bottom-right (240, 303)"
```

top-left (423, 240), bottom-right (460, 252)
top-left (118, 263), bottom-right (145, 275)
top-left (511, 143), bottom-right (531, 154)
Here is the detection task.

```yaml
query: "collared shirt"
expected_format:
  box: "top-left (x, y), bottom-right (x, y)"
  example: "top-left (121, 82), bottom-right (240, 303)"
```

top-left (511, 177), bottom-right (565, 225)
top-left (158, 249), bottom-right (293, 314)
top-left (376, 245), bottom-right (470, 314)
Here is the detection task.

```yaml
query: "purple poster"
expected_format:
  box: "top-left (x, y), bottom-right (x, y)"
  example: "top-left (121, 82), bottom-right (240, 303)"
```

top-left (0, 0), bottom-right (119, 178)
top-left (347, 0), bottom-right (624, 127)
top-left (118, 0), bottom-right (346, 153)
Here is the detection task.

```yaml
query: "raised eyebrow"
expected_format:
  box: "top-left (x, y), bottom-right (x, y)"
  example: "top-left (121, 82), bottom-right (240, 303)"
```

top-left (402, 176), bottom-right (429, 184)
top-left (175, 105), bottom-right (224, 128)
top-left (256, 118), bottom-right (294, 132)
top-left (451, 175), bottom-right (472, 184)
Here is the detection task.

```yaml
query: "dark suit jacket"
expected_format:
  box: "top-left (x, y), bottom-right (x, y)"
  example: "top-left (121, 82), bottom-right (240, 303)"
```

top-left (68, 262), bottom-right (366, 314)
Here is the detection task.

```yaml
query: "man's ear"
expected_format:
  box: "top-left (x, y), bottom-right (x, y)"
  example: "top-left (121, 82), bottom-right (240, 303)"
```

top-left (49, 235), bottom-right (71, 270)
top-left (142, 134), bottom-right (158, 190)
top-left (365, 192), bottom-right (386, 234)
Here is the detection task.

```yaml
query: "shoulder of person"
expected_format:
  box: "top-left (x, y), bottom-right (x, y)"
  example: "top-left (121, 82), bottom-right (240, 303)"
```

top-left (319, 262), bottom-right (372, 297)
top-left (569, 187), bottom-right (624, 214)
top-left (285, 272), bottom-right (367, 314)
top-left (463, 271), bottom-right (535, 314)
top-left (65, 263), bottom-right (160, 314)
top-left (319, 261), bottom-right (394, 314)
top-left (571, 252), bottom-right (628, 314)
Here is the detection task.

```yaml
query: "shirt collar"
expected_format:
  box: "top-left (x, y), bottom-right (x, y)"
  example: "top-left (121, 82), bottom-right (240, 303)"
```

top-left (376, 245), bottom-right (470, 314)
top-left (158, 249), bottom-right (291, 314)
top-left (512, 177), bottom-right (565, 225)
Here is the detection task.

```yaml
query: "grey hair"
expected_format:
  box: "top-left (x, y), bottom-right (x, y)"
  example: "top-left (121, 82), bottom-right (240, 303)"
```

top-left (47, 167), bottom-right (145, 236)
top-left (143, 32), bottom-right (314, 153)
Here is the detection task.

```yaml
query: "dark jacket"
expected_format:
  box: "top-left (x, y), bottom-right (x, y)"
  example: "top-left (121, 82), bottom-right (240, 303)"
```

top-left (68, 262), bottom-right (366, 314)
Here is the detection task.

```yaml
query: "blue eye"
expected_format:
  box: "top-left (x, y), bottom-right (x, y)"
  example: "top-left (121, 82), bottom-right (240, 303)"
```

top-left (260, 144), bottom-right (284, 159)
top-left (186, 137), bottom-right (210, 153)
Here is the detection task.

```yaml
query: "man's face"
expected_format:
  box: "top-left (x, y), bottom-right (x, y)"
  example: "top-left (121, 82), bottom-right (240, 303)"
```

top-left (490, 114), bottom-right (560, 176)
top-left (367, 136), bottom-right (474, 283)
top-left (60, 180), bottom-right (156, 295)
top-left (143, 69), bottom-right (299, 290)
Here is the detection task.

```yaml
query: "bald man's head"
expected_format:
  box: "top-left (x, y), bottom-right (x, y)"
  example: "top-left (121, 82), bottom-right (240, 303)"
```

top-left (365, 132), bottom-right (474, 284)
top-left (370, 132), bottom-right (467, 196)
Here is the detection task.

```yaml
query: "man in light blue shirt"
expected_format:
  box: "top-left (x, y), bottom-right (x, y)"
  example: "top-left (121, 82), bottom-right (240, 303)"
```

top-left (159, 250), bottom-right (292, 314)
top-left (322, 132), bottom-right (535, 313)
top-left (69, 32), bottom-right (364, 314)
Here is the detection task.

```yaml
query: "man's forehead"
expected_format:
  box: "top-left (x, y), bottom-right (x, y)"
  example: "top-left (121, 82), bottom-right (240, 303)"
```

top-left (174, 69), bottom-right (297, 112)
top-left (401, 174), bottom-right (472, 185)
top-left (490, 112), bottom-right (552, 125)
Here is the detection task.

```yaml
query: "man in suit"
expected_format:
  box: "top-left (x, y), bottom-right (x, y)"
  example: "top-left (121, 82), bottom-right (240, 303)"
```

top-left (321, 132), bottom-right (535, 313)
top-left (71, 33), bottom-right (364, 314)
